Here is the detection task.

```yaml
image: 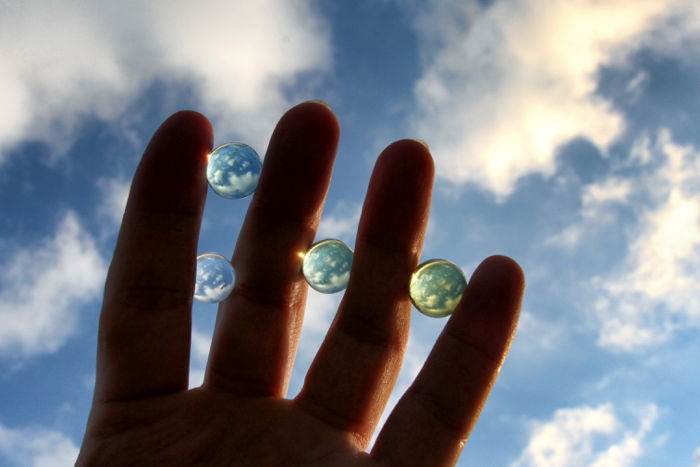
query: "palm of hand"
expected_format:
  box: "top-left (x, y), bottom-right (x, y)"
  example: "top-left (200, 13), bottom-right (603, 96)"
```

top-left (78, 102), bottom-right (523, 467)
top-left (81, 390), bottom-right (380, 466)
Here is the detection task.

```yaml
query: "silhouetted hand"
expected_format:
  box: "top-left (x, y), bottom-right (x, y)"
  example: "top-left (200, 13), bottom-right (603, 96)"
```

top-left (77, 101), bottom-right (524, 466)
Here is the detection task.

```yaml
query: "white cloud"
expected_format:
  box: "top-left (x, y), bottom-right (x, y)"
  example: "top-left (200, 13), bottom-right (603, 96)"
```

top-left (287, 288), bottom-right (339, 396)
top-left (189, 326), bottom-right (212, 388)
top-left (96, 176), bottom-right (130, 229)
top-left (370, 333), bottom-right (430, 446)
top-left (0, 0), bottom-right (331, 162)
top-left (594, 131), bottom-right (700, 351)
top-left (317, 201), bottom-right (362, 245)
top-left (511, 310), bottom-right (566, 356)
top-left (409, 0), bottom-right (700, 198)
top-left (0, 421), bottom-right (79, 467)
top-left (511, 403), bottom-right (658, 467)
top-left (0, 212), bottom-right (106, 359)
top-left (300, 288), bottom-right (340, 338)
top-left (547, 176), bottom-right (633, 247)
top-left (694, 446), bottom-right (700, 467)
top-left (589, 406), bottom-right (658, 467)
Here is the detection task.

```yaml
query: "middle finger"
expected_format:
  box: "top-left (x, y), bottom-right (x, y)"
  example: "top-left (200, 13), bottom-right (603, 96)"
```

top-left (295, 139), bottom-right (434, 448)
top-left (205, 101), bottom-right (340, 397)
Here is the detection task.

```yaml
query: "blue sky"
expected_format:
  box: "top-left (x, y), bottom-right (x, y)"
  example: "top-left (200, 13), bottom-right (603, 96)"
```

top-left (1, 0), bottom-right (699, 465)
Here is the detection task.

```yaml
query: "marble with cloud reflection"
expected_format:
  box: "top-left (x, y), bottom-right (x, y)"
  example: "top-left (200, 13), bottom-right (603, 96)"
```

top-left (206, 143), bottom-right (262, 199)
top-left (302, 239), bottom-right (353, 294)
top-left (409, 259), bottom-right (467, 318)
top-left (194, 252), bottom-right (235, 304)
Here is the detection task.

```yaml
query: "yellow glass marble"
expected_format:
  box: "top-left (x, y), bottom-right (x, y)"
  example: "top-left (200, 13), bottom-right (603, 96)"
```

top-left (409, 259), bottom-right (467, 317)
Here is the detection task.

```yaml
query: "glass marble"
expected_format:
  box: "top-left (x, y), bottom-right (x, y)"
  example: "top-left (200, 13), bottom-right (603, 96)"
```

top-left (194, 252), bottom-right (235, 304)
top-left (207, 142), bottom-right (262, 199)
top-left (409, 259), bottom-right (467, 318)
top-left (302, 239), bottom-right (353, 294)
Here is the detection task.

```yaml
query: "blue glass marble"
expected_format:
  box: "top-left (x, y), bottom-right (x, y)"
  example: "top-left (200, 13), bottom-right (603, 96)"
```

top-left (194, 252), bottom-right (234, 304)
top-left (207, 142), bottom-right (262, 199)
top-left (409, 259), bottom-right (467, 318)
top-left (302, 239), bottom-right (353, 294)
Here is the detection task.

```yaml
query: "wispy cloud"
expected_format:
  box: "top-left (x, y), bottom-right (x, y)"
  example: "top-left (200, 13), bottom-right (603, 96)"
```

top-left (511, 403), bottom-right (658, 467)
top-left (547, 177), bottom-right (633, 247)
top-left (594, 130), bottom-right (700, 351)
top-left (189, 326), bottom-right (212, 388)
top-left (0, 212), bottom-right (106, 360)
top-left (0, 0), bottom-right (331, 162)
top-left (316, 201), bottom-right (362, 246)
top-left (408, 0), bottom-right (700, 198)
top-left (370, 333), bottom-right (430, 446)
top-left (298, 289), bottom-right (340, 345)
top-left (96, 176), bottom-right (130, 231)
top-left (0, 421), bottom-right (79, 467)
top-left (511, 310), bottom-right (566, 356)
top-left (288, 288), bottom-right (339, 396)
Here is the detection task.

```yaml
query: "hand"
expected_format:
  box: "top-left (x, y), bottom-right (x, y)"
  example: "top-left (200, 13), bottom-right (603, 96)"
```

top-left (77, 101), bottom-right (524, 466)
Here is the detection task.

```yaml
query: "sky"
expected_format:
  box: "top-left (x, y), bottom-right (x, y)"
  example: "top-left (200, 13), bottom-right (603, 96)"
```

top-left (0, 0), bottom-right (699, 465)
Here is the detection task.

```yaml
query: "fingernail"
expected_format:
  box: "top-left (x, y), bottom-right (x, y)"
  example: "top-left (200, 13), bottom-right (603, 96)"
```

top-left (410, 138), bottom-right (430, 151)
top-left (305, 99), bottom-right (332, 110)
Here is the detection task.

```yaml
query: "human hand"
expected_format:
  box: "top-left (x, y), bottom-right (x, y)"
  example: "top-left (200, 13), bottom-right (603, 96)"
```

top-left (77, 101), bottom-right (524, 466)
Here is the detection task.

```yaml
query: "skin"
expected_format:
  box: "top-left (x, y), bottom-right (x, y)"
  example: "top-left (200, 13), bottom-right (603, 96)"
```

top-left (77, 101), bottom-right (525, 466)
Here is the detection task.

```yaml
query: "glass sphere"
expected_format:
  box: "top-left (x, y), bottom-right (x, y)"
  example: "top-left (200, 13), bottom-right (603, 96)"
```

top-left (194, 252), bottom-right (234, 304)
top-left (409, 259), bottom-right (467, 318)
top-left (302, 239), bottom-right (353, 294)
top-left (207, 142), bottom-right (262, 199)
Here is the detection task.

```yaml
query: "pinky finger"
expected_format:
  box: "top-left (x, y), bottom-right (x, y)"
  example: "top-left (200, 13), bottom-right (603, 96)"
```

top-left (371, 255), bottom-right (524, 466)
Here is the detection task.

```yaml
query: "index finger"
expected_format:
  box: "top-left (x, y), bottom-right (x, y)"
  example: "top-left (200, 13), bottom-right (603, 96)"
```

top-left (95, 111), bottom-right (212, 402)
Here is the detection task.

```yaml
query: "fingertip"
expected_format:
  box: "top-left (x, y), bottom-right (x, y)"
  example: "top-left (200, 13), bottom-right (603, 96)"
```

top-left (473, 255), bottom-right (526, 296)
top-left (252, 101), bottom-right (340, 215)
top-left (375, 139), bottom-right (434, 178)
top-left (356, 139), bottom-right (434, 253)
top-left (279, 100), bottom-right (340, 142)
top-left (158, 110), bottom-right (214, 150)
top-left (304, 99), bottom-right (333, 110)
top-left (130, 110), bottom-right (213, 215)
top-left (145, 110), bottom-right (214, 168)
top-left (166, 109), bottom-right (213, 129)
top-left (442, 255), bottom-right (525, 361)
top-left (412, 138), bottom-right (431, 151)
top-left (466, 254), bottom-right (525, 325)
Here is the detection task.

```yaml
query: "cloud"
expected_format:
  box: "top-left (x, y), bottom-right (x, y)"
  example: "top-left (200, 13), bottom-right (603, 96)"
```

top-left (594, 130), bottom-right (700, 351)
top-left (547, 177), bottom-right (633, 247)
top-left (0, 212), bottom-right (106, 360)
top-left (408, 0), bottom-right (700, 198)
top-left (511, 310), bottom-right (566, 356)
top-left (694, 446), bottom-right (700, 467)
top-left (189, 326), bottom-right (212, 388)
top-left (511, 403), bottom-right (658, 467)
top-left (286, 288), bottom-right (339, 396)
top-left (300, 288), bottom-right (340, 339)
top-left (370, 333), bottom-right (430, 446)
top-left (0, 421), bottom-right (79, 467)
top-left (317, 201), bottom-right (362, 245)
top-left (96, 176), bottom-right (130, 230)
top-left (0, 0), bottom-right (331, 162)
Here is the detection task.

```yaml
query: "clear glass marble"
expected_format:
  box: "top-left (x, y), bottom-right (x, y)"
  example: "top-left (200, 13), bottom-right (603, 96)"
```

top-left (194, 252), bottom-right (234, 303)
top-left (302, 239), bottom-right (353, 294)
top-left (409, 259), bottom-right (467, 318)
top-left (207, 142), bottom-right (262, 199)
